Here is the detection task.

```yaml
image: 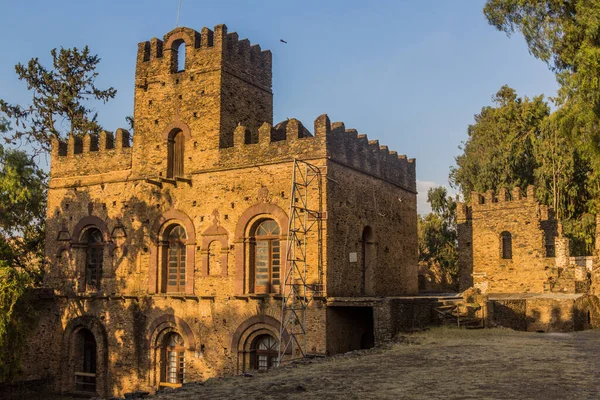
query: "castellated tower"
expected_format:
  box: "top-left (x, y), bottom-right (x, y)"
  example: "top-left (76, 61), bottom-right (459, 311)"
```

top-left (134, 25), bottom-right (273, 176)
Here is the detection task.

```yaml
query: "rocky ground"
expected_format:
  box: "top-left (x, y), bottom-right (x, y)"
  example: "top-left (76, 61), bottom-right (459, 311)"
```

top-left (8, 327), bottom-right (600, 400)
top-left (152, 327), bottom-right (600, 400)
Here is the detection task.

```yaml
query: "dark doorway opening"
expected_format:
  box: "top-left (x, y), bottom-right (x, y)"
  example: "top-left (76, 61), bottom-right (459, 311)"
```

top-left (75, 329), bottom-right (97, 393)
top-left (326, 306), bottom-right (375, 354)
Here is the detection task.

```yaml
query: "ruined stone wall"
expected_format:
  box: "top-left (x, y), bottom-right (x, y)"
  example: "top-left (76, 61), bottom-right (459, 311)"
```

top-left (457, 186), bottom-right (558, 293)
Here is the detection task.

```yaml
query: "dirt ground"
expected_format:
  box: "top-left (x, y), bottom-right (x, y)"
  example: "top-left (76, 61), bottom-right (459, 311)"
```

top-left (152, 327), bottom-right (600, 400)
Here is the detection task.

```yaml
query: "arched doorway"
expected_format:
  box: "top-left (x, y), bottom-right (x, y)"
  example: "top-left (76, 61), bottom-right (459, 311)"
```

top-left (74, 329), bottom-right (97, 394)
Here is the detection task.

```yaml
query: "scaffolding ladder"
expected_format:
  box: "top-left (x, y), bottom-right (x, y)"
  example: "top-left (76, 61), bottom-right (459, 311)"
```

top-left (278, 159), bottom-right (323, 365)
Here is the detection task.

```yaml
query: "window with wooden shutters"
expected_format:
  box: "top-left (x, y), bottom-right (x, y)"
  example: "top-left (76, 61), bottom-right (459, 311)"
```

top-left (167, 130), bottom-right (184, 178)
top-left (166, 226), bottom-right (186, 293)
top-left (86, 228), bottom-right (103, 291)
top-left (252, 219), bottom-right (280, 294)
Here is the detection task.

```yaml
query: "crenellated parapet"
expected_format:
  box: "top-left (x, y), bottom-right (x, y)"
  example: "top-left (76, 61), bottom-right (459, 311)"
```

top-left (136, 24), bottom-right (272, 90)
top-left (322, 115), bottom-right (416, 192)
top-left (460, 185), bottom-right (554, 222)
top-left (50, 129), bottom-right (132, 178)
top-left (219, 117), bottom-right (326, 167)
top-left (219, 114), bottom-right (416, 192)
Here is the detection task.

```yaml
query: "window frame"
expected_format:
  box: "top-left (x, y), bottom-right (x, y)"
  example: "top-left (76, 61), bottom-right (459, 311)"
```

top-left (163, 225), bottom-right (187, 293)
top-left (161, 332), bottom-right (185, 387)
top-left (167, 130), bottom-right (184, 179)
top-left (250, 334), bottom-right (278, 371)
top-left (500, 231), bottom-right (512, 260)
top-left (251, 219), bottom-right (281, 294)
top-left (85, 228), bottom-right (104, 291)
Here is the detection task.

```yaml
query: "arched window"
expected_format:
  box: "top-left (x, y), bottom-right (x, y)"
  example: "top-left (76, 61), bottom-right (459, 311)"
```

top-left (252, 219), bottom-right (281, 294)
top-left (85, 228), bottom-right (103, 291)
top-left (175, 41), bottom-right (186, 72)
top-left (250, 334), bottom-right (278, 371)
top-left (167, 130), bottom-right (184, 179)
top-left (501, 231), bottom-right (512, 260)
top-left (165, 225), bottom-right (187, 293)
top-left (163, 333), bottom-right (185, 385)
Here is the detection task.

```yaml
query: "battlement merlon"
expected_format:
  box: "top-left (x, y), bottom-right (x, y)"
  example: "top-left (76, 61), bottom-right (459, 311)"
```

top-left (223, 114), bottom-right (416, 193)
top-left (50, 129), bottom-right (132, 178)
top-left (468, 185), bottom-right (556, 221)
top-left (456, 202), bottom-right (472, 222)
top-left (136, 25), bottom-right (272, 90)
top-left (470, 185), bottom-right (539, 207)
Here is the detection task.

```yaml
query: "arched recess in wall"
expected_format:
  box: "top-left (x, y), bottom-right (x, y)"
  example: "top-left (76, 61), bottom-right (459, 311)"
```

top-left (231, 315), bottom-right (289, 373)
top-left (60, 316), bottom-right (109, 397)
top-left (233, 203), bottom-right (289, 295)
top-left (200, 221), bottom-right (229, 277)
top-left (147, 314), bottom-right (196, 387)
top-left (149, 209), bottom-right (196, 294)
top-left (362, 226), bottom-right (376, 296)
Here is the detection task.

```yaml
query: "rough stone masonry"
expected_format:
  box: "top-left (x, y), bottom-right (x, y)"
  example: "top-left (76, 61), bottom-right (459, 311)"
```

top-left (18, 24), bottom-right (418, 398)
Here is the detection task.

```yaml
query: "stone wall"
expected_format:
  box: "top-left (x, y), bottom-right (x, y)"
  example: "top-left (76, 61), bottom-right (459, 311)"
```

top-left (485, 294), bottom-right (600, 332)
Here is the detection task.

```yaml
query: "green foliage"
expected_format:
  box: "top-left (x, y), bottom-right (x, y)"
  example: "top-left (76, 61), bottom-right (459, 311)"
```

top-left (450, 86), bottom-right (550, 201)
top-left (418, 187), bottom-right (458, 290)
top-left (0, 144), bottom-right (47, 268)
top-left (533, 109), bottom-right (593, 221)
top-left (563, 213), bottom-right (596, 255)
top-left (0, 116), bottom-right (46, 381)
top-left (481, 1), bottom-right (600, 250)
top-left (0, 261), bottom-right (36, 382)
top-left (0, 46), bottom-right (116, 152)
top-left (484, 0), bottom-right (600, 114)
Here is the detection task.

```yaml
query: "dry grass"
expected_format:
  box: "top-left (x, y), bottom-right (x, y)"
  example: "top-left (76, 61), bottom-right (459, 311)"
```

top-left (153, 327), bottom-right (600, 400)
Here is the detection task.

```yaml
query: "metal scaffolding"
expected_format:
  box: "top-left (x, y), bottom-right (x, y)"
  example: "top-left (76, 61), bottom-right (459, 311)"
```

top-left (278, 159), bottom-right (323, 365)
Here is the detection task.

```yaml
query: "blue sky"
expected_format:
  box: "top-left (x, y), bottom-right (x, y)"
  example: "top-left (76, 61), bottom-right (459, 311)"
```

top-left (0, 0), bottom-right (558, 213)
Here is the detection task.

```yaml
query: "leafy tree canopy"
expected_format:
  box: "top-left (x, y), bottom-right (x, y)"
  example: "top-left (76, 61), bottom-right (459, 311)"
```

top-left (0, 119), bottom-right (44, 382)
top-left (418, 187), bottom-right (458, 290)
top-left (0, 46), bottom-right (116, 152)
top-left (450, 85), bottom-right (550, 202)
top-left (484, 0), bottom-right (600, 150)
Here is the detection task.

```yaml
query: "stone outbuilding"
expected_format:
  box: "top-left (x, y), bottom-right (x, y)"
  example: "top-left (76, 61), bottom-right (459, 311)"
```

top-left (457, 186), bottom-right (598, 332)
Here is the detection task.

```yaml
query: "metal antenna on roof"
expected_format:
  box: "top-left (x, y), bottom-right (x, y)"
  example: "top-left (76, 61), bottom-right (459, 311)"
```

top-left (175, 0), bottom-right (183, 27)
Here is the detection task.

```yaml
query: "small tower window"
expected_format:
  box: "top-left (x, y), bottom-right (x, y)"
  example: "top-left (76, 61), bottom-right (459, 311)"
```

top-left (173, 41), bottom-right (186, 72)
top-left (167, 129), bottom-right (184, 178)
top-left (501, 231), bottom-right (512, 260)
